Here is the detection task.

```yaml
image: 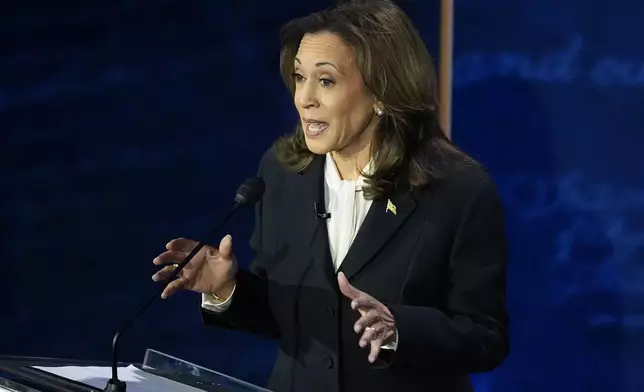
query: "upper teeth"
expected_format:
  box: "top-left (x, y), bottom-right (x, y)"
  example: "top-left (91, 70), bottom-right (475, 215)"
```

top-left (308, 122), bottom-right (328, 134)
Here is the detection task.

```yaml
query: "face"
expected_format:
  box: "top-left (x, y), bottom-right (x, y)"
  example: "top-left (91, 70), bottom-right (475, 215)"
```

top-left (293, 32), bottom-right (381, 157)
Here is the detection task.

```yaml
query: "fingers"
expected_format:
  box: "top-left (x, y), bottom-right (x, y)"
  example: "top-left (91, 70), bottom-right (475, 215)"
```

top-left (166, 237), bottom-right (198, 252)
top-left (350, 297), bottom-right (378, 312)
top-left (153, 250), bottom-right (189, 266)
top-left (358, 324), bottom-right (379, 347)
top-left (361, 324), bottom-right (394, 363)
top-left (161, 276), bottom-right (189, 299)
top-left (337, 271), bottom-right (363, 301)
top-left (368, 340), bottom-right (383, 363)
top-left (152, 264), bottom-right (180, 282)
top-left (341, 281), bottom-right (396, 363)
top-left (354, 309), bottom-right (381, 333)
top-left (358, 322), bottom-right (391, 348)
top-left (217, 234), bottom-right (233, 259)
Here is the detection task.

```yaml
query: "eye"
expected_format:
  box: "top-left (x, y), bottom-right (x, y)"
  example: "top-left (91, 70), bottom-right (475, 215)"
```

top-left (293, 73), bottom-right (304, 82)
top-left (320, 78), bottom-right (335, 87)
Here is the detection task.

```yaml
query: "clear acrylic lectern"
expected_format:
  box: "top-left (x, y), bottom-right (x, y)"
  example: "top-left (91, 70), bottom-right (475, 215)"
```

top-left (0, 348), bottom-right (272, 392)
top-left (140, 348), bottom-right (272, 392)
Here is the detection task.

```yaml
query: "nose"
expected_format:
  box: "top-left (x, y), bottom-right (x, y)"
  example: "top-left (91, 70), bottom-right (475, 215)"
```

top-left (295, 80), bottom-right (319, 110)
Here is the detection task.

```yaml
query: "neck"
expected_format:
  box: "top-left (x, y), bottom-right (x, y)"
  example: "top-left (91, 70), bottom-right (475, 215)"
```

top-left (331, 140), bottom-right (372, 181)
top-left (331, 117), bottom-right (380, 180)
top-left (330, 114), bottom-right (380, 180)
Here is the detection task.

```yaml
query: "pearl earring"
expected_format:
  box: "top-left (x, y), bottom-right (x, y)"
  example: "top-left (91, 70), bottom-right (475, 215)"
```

top-left (375, 108), bottom-right (384, 116)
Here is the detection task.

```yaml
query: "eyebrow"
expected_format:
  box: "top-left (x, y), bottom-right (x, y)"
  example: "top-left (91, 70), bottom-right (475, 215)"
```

top-left (294, 57), bottom-right (341, 72)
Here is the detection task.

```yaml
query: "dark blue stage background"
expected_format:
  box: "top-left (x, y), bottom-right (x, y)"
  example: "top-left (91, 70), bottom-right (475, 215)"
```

top-left (2, 1), bottom-right (642, 391)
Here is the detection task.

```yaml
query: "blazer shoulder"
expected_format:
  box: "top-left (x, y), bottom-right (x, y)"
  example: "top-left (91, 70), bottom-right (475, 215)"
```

top-left (257, 145), bottom-right (287, 177)
top-left (257, 145), bottom-right (277, 172)
top-left (447, 159), bottom-right (497, 194)
top-left (421, 154), bottom-right (502, 209)
top-left (255, 145), bottom-right (296, 196)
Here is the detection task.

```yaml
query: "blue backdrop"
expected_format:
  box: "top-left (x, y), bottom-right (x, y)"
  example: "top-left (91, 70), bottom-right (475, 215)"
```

top-left (2, 1), bottom-right (642, 391)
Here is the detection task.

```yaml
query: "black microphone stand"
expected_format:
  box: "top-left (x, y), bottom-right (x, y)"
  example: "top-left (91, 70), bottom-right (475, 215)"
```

top-left (103, 204), bottom-right (241, 392)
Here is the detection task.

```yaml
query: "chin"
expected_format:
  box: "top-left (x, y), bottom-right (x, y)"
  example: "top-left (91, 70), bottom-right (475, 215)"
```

top-left (304, 138), bottom-right (332, 155)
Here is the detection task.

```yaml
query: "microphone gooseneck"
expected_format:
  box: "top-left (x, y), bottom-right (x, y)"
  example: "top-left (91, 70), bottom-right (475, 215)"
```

top-left (104, 177), bottom-right (265, 392)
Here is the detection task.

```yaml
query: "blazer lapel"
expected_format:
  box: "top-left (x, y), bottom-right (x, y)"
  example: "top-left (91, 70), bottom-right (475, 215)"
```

top-left (338, 190), bottom-right (417, 279)
top-left (286, 154), bottom-right (335, 281)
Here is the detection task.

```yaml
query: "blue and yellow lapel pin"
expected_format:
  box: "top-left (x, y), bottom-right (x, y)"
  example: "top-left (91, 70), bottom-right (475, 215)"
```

top-left (386, 199), bottom-right (397, 215)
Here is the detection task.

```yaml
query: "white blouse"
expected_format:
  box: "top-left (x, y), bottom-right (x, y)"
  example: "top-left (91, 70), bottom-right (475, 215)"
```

top-left (323, 152), bottom-right (373, 271)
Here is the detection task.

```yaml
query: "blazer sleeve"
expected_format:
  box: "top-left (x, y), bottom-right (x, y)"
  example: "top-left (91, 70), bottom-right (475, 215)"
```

top-left (387, 174), bottom-right (510, 373)
top-left (201, 151), bottom-right (281, 339)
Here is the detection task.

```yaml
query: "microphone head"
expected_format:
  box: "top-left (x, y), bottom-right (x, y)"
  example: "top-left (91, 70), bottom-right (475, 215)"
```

top-left (234, 177), bottom-right (265, 205)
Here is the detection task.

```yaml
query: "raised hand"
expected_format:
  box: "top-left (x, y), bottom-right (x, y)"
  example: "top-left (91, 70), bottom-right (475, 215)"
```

top-left (152, 235), bottom-right (238, 299)
top-left (338, 272), bottom-right (397, 363)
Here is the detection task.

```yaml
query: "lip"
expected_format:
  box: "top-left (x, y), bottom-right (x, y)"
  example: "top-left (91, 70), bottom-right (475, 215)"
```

top-left (302, 118), bottom-right (328, 124)
top-left (303, 118), bottom-right (329, 138)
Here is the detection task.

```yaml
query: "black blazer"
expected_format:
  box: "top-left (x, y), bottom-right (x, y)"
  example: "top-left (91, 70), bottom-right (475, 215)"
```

top-left (202, 147), bottom-right (510, 392)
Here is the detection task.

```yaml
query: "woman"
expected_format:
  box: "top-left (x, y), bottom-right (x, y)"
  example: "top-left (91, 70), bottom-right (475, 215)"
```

top-left (152, 1), bottom-right (510, 391)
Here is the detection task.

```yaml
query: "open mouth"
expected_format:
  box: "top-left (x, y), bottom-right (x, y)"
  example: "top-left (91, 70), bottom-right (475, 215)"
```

top-left (303, 120), bottom-right (329, 137)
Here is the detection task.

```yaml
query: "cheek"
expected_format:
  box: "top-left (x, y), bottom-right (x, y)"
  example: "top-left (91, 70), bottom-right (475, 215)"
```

top-left (344, 103), bottom-right (373, 135)
top-left (329, 95), bottom-right (370, 132)
top-left (293, 88), bottom-right (303, 109)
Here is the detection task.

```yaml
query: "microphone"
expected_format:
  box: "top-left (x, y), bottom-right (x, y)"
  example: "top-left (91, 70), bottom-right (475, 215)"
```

top-left (314, 202), bottom-right (331, 220)
top-left (103, 176), bottom-right (265, 392)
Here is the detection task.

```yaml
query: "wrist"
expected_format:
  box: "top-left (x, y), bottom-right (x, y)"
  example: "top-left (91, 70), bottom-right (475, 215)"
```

top-left (213, 279), bottom-right (236, 300)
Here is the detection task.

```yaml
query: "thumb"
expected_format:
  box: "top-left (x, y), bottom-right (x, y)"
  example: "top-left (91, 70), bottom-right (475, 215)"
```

top-left (337, 272), bottom-right (361, 300)
top-left (217, 234), bottom-right (233, 258)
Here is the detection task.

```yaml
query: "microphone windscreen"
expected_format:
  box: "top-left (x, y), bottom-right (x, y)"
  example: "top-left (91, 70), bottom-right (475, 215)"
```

top-left (234, 177), bottom-right (265, 205)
